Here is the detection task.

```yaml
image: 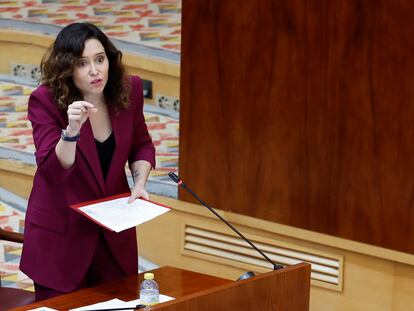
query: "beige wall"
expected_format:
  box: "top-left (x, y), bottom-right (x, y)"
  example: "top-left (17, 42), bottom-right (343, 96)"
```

top-left (0, 29), bottom-right (180, 104)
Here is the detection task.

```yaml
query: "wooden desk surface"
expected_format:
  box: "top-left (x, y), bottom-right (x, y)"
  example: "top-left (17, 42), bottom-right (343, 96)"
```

top-left (11, 266), bottom-right (234, 311)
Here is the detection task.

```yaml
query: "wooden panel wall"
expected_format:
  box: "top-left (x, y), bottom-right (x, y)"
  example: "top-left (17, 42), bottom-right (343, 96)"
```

top-left (179, 0), bottom-right (414, 253)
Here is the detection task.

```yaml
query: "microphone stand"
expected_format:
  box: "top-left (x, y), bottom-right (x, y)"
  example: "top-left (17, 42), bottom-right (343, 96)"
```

top-left (168, 172), bottom-right (283, 280)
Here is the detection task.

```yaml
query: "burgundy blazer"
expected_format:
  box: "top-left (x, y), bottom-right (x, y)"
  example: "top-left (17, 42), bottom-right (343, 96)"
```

top-left (20, 76), bottom-right (155, 292)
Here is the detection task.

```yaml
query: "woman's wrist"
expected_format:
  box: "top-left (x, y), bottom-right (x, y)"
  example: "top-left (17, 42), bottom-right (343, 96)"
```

top-left (65, 125), bottom-right (79, 137)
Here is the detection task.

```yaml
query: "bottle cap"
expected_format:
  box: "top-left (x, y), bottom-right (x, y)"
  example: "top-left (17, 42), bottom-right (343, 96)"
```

top-left (144, 273), bottom-right (154, 280)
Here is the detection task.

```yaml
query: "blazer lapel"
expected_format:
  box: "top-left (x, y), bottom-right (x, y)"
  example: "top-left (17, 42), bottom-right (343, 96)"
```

top-left (105, 113), bottom-right (127, 191)
top-left (77, 119), bottom-right (106, 195)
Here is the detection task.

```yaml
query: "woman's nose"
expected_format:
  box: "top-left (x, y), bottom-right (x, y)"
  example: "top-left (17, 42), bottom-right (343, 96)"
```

top-left (89, 63), bottom-right (98, 75)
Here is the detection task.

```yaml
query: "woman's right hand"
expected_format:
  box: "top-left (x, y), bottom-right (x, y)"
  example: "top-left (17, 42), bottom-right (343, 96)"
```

top-left (66, 101), bottom-right (98, 135)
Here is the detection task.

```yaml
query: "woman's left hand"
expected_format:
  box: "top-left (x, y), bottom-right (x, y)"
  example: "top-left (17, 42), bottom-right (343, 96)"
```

top-left (128, 183), bottom-right (149, 203)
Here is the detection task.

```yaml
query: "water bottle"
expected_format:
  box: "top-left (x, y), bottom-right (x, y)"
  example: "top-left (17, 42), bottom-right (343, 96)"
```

top-left (140, 272), bottom-right (159, 306)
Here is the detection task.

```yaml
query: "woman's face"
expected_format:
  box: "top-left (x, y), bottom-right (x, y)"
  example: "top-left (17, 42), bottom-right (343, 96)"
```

top-left (72, 38), bottom-right (109, 100)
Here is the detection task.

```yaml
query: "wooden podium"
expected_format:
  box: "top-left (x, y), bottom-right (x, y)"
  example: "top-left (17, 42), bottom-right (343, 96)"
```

top-left (12, 264), bottom-right (310, 311)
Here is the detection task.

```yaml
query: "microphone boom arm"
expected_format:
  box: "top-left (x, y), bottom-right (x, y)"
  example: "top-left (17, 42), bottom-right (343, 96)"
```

top-left (169, 172), bottom-right (283, 270)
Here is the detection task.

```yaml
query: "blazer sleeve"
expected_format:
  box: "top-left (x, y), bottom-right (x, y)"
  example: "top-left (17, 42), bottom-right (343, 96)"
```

top-left (28, 87), bottom-right (77, 185)
top-left (128, 76), bottom-right (156, 168)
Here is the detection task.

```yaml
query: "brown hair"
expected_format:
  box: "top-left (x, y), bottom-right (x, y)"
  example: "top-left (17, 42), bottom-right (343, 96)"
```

top-left (41, 22), bottom-right (130, 111)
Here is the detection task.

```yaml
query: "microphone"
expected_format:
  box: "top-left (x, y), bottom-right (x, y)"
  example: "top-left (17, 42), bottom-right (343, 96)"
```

top-left (168, 172), bottom-right (283, 280)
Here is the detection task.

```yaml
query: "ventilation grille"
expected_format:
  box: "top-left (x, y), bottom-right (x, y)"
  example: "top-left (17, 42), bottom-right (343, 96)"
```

top-left (183, 225), bottom-right (343, 291)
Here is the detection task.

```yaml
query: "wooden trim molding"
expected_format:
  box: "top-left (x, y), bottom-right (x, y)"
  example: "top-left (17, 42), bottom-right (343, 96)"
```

top-left (0, 29), bottom-right (180, 103)
top-left (0, 29), bottom-right (179, 76)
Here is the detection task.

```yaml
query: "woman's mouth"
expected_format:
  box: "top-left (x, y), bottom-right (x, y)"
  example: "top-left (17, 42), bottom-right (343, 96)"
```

top-left (91, 79), bottom-right (102, 86)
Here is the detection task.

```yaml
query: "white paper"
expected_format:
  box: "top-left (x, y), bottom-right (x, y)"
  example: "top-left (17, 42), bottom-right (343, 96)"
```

top-left (129, 294), bottom-right (175, 304)
top-left (77, 197), bottom-right (170, 232)
top-left (28, 308), bottom-right (59, 311)
top-left (70, 298), bottom-right (135, 311)
top-left (69, 295), bottom-right (175, 311)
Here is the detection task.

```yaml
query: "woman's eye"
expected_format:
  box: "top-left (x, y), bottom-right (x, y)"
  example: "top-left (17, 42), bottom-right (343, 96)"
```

top-left (96, 56), bottom-right (105, 63)
top-left (77, 60), bottom-right (87, 67)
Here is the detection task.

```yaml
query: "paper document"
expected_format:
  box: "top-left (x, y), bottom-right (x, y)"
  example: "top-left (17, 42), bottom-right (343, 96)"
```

top-left (70, 295), bottom-right (175, 310)
top-left (70, 193), bottom-right (171, 233)
top-left (130, 294), bottom-right (175, 304)
top-left (70, 298), bottom-right (135, 311)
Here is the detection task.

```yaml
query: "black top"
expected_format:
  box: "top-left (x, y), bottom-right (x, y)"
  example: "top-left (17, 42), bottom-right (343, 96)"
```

top-left (95, 132), bottom-right (115, 180)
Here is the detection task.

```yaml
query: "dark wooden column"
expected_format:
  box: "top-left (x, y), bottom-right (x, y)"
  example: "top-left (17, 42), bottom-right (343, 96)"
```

top-left (179, 0), bottom-right (414, 254)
